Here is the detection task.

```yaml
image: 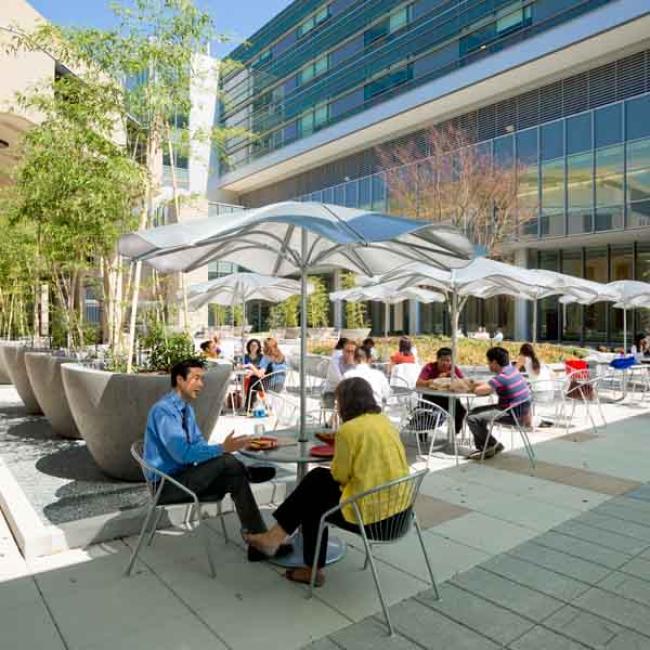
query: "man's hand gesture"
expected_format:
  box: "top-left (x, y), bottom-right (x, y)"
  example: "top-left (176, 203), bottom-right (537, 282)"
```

top-left (222, 430), bottom-right (251, 453)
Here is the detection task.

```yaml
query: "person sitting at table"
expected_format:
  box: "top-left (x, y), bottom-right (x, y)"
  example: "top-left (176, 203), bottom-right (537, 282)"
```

top-left (244, 338), bottom-right (263, 367)
top-left (344, 346), bottom-right (391, 407)
top-left (143, 359), bottom-right (284, 562)
top-left (362, 337), bottom-right (379, 361)
top-left (200, 339), bottom-right (220, 360)
top-left (322, 339), bottom-right (358, 410)
top-left (517, 343), bottom-right (554, 427)
top-left (466, 347), bottom-right (531, 460)
top-left (492, 328), bottom-right (504, 344)
top-left (330, 337), bottom-right (349, 362)
top-left (631, 333), bottom-right (649, 359)
top-left (245, 376), bottom-right (409, 586)
top-left (416, 347), bottom-right (466, 434)
top-left (246, 337), bottom-right (288, 410)
top-left (390, 337), bottom-right (415, 366)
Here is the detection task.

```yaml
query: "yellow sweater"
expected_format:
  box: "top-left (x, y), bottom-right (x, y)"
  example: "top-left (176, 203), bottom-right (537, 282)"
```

top-left (330, 413), bottom-right (409, 524)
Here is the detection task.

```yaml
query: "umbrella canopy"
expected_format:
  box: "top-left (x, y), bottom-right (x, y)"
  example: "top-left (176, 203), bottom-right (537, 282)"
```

top-left (186, 272), bottom-right (309, 311)
top-left (119, 201), bottom-right (474, 451)
top-left (330, 280), bottom-right (445, 338)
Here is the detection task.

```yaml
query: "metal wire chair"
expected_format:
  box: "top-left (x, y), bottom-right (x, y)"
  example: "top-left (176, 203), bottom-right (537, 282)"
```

top-left (246, 369), bottom-right (288, 414)
top-left (399, 400), bottom-right (452, 465)
top-left (480, 398), bottom-right (536, 468)
top-left (566, 372), bottom-right (607, 434)
top-left (124, 442), bottom-right (229, 579)
top-left (264, 390), bottom-right (322, 430)
top-left (309, 469), bottom-right (439, 636)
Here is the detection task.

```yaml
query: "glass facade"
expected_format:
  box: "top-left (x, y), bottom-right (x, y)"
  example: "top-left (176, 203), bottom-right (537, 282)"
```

top-left (220, 0), bottom-right (613, 170)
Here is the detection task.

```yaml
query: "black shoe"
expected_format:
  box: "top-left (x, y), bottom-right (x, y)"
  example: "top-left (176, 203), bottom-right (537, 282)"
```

top-left (246, 464), bottom-right (276, 483)
top-left (247, 542), bottom-right (293, 562)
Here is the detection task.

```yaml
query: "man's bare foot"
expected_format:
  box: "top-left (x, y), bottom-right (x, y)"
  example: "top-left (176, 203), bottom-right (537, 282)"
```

top-left (285, 566), bottom-right (325, 587)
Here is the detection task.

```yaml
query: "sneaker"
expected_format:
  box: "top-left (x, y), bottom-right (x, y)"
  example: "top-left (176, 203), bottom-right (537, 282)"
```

top-left (468, 442), bottom-right (504, 460)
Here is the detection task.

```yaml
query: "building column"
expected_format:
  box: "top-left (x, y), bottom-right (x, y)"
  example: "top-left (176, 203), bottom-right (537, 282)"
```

top-left (514, 248), bottom-right (529, 341)
top-left (408, 300), bottom-right (420, 335)
top-left (333, 270), bottom-right (343, 330)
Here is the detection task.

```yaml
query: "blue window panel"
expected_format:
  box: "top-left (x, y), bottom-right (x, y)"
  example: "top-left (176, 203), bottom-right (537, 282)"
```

top-left (359, 176), bottom-right (372, 210)
top-left (494, 134), bottom-right (514, 168)
top-left (322, 187), bottom-right (334, 203)
top-left (516, 128), bottom-right (538, 165)
top-left (364, 65), bottom-right (413, 100)
top-left (330, 88), bottom-right (364, 119)
top-left (626, 95), bottom-right (650, 141)
top-left (334, 184), bottom-right (345, 205)
top-left (595, 104), bottom-right (622, 148)
top-left (272, 31), bottom-right (297, 58)
top-left (412, 0), bottom-right (446, 20)
top-left (330, 34), bottom-right (364, 67)
top-left (372, 173), bottom-right (387, 211)
top-left (413, 42), bottom-right (458, 78)
top-left (330, 0), bottom-right (355, 16)
top-left (283, 120), bottom-right (298, 143)
top-left (567, 113), bottom-right (592, 155)
top-left (541, 121), bottom-right (564, 161)
top-left (364, 18), bottom-right (389, 47)
top-left (459, 21), bottom-right (496, 56)
top-left (344, 180), bottom-right (358, 207)
top-left (595, 206), bottom-right (623, 231)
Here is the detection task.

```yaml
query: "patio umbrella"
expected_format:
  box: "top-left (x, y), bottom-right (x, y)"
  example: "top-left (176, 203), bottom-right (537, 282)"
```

top-left (560, 280), bottom-right (650, 351)
top-left (119, 201), bottom-right (474, 445)
top-left (329, 280), bottom-right (445, 338)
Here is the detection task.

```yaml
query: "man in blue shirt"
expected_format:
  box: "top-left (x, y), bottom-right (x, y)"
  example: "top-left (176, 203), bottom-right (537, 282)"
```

top-left (144, 359), bottom-right (277, 558)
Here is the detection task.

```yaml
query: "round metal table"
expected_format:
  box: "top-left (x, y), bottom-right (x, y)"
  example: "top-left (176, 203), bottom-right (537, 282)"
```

top-left (240, 425), bottom-right (347, 568)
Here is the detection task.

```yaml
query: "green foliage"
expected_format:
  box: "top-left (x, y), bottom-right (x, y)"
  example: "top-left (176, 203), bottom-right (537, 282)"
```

top-left (140, 323), bottom-right (200, 373)
top-left (341, 272), bottom-right (368, 330)
top-left (307, 275), bottom-right (330, 328)
top-left (283, 296), bottom-right (300, 328)
top-left (210, 303), bottom-right (244, 326)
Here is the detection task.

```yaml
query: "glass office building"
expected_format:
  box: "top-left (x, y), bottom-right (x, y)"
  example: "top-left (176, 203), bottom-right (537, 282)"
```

top-left (215, 0), bottom-right (650, 345)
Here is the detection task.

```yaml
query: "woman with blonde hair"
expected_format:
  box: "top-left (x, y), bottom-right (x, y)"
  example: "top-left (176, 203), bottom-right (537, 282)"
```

top-left (246, 337), bottom-right (288, 409)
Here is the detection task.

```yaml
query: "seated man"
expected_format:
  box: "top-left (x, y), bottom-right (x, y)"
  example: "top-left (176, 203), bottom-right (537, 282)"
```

top-left (466, 347), bottom-right (531, 459)
top-left (416, 347), bottom-right (466, 434)
top-left (344, 346), bottom-right (390, 407)
top-left (143, 358), bottom-right (282, 561)
top-left (322, 339), bottom-right (358, 409)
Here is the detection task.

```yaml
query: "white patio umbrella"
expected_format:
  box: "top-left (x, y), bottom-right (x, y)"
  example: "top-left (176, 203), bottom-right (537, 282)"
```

top-left (329, 280), bottom-right (445, 338)
top-left (119, 201), bottom-right (474, 446)
top-left (560, 280), bottom-right (650, 351)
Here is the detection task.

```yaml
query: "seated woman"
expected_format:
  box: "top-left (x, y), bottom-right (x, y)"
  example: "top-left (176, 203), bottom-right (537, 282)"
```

top-left (390, 336), bottom-right (415, 366)
top-left (517, 343), bottom-right (554, 424)
top-left (244, 338), bottom-right (263, 367)
top-left (362, 337), bottom-right (379, 361)
top-left (245, 377), bottom-right (409, 587)
top-left (200, 339), bottom-right (220, 360)
top-left (246, 337), bottom-right (288, 409)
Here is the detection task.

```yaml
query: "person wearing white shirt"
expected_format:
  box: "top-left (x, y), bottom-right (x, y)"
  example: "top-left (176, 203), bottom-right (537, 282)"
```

top-left (344, 347), bottom-right (391, 407)
top-left (492, 328), bottom-right (504, 344)
top-left (323, 340), bottom-right (357, 407)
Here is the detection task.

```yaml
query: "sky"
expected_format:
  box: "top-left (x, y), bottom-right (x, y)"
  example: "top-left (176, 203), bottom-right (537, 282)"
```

top-left (28, 0), bottom-right (293, 57)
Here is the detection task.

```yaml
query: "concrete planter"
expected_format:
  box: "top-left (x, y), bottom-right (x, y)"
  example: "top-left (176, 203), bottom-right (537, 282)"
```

top-left (0, 345), bottom-right (49, 414)
top-left (61, 363), bottom-right (232, 481)
top-left (0, 341), bottom-right (16, 384)
top-left (25, 353), bottom-right (81, 439)
top-left (339, 328), bottom-right (371, 341)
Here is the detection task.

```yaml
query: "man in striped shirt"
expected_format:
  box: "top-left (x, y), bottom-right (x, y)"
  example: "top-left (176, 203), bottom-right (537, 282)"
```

top-left (466, 347), bottom-right (531, 459)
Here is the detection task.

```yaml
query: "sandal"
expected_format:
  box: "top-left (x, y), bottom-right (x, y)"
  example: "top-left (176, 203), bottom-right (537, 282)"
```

top-left (285, 567), bottom-right (325, 588)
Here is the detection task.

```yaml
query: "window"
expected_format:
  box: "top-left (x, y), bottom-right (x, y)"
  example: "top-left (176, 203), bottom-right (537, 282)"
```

top-left (494, 135), bottom-right (514, 168)
top-left (517, 165), bottom-right (539, 236)
top-left (496, 2), bottom-right (532, 35)
top-left (299, 54), bottom-right (329, 85)
top-left (595, 104), bottom-right (622, 148)
top-left (627, 138), bottom-right (650, 204)
top-left (389, 6), bottom-right (409, 33)
top-left (541, 121), bottom-right (563, 161)
top-left (372, 173), bottom-right (387, 210)
top-left (584, 247), bottom-right (608, 342)
top-left (364, 17), bottom-right (389, 46)
top-left (567, 113), bottom-right (592, 155)
top-left (254, 49), bottom-right (271, 67)
top-left (460, 21), bottom-right (496, 56)
top-left (364, 65), bottom-right (413, 100)
top-left (567, 152), bottom-right (593, 234)
top-left (561, 250), bottom-right (582, 341)
top-left (299, 103), bottom-right (329, 136)
top-left (626, 95), bottom-right (650, 141)
top-left (595, 145), bottom-right (624, 207)
top-left (541, 158), bottom-right (565, 236)
top-left (516, 128), bottom-right (538, 165)
top-left (298, 5), bottom-right (329, 37)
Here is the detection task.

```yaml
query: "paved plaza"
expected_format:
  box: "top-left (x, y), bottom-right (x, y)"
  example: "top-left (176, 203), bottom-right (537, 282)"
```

top-left (2, 384), bottom-right (650, 649)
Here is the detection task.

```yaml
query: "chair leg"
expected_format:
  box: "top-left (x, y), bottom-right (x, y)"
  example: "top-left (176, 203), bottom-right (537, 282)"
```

top-left (125, 504), bottom-right (158, 576)
top-left (413, 515), bottom-right (439, 600)
top-left (194, 504), bottom-right (216, 579)
top-left (309, 519), bottom-right (327, 598)
top-left (146, 509), bottom-right (164, 547)
top-left (358, 528), bottom-right (394, 636)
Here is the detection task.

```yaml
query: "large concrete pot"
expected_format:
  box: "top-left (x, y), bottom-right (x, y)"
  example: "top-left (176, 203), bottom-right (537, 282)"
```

top-left (0, 345), bottom-right (49, 414)
top-left (61, 363), bottom-right (232, 481)
top-left (0, 341), bottom-right (15, 384)
top-left (25, 353), bottom-right (81, 439)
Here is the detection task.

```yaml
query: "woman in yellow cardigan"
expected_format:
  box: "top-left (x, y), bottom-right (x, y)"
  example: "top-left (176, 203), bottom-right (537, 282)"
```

top-left (246, 376), bottom-right (409, 587)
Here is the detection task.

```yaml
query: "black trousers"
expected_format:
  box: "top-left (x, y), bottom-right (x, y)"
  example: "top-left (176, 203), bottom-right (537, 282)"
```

top-left (421, 394), bottom-right (466, 434)
top-left (159, 454), bottom-right (266, 534)
top-left (273, 467), bottom-right (409, 568)
top-left (466, 405), bottom-right (515, 450)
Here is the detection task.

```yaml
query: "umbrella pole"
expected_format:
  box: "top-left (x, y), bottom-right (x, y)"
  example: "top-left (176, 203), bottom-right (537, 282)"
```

top-left (533, 299), bottom-right (538, 344)
top-left (384, 301), bottom-right (389, 339)
top-left (299, 228), bottom-right (308, 453)
top-left (449, 287), bottom-right (459, 454)
top-left (623, 307), bottom-right (627, 353)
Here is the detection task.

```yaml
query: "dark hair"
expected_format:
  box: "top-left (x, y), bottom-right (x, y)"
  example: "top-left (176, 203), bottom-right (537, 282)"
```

top-left (519, 343), bottom-right (540, 372)
top-left (362, 337), bottom-right (375, 349)
top-left (436, 347), bottom-right (452, 359)
top-left (171, 359), bottom-right (205, 387)
top-left (398, 336), bottom-right (412, 355)
top-left (246, 338), bottom-right (262, 357)
top-left (355, 346), bottom-right (370, 363)
top-left (199, 340), bottom-right (212, 352)
top-left (336, 377), bottom-right (380, 422)
top-left (334, 337), bottom-right (349, 351)
top-left (486, 346), bottom-right (509, 367)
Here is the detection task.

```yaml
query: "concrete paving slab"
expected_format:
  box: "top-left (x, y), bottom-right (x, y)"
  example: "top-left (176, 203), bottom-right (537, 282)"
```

top-left (508, 625), bottom-right (590, 650)
top-left (532, 530), bottom-right (630, 569)
top-left (574, 511), bottom-right (650, 543)
top-left (387, 597), bottom-right (502, 649)
top-left (552, 520), bottom-right (648, 555)
top-left (606, 628), bottom-right (650, 649)
top-left (413, 493), bottom-right (471, 529)
top-left (508, 542), bottom-right (612, 584)
top-left (327, 616), bottom-right (422, 649)
top-left (431, 511), bottom-right (536, 555)
top-left (597, 570), bottom-right (650, 607)
top-left (542, 604), bottom-right (626, 648)
top-left (451, 566), bottom-right (565, 622)
top-left (619, 556), bottom-right (650, 582)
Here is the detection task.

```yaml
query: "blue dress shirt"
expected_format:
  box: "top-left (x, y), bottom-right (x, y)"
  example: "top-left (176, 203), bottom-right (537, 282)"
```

top-left (143, 391), bottom-right (223, 481)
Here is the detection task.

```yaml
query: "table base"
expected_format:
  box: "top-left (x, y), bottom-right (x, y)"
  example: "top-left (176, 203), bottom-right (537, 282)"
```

top-left (268, 532), bottom-right (346, 568)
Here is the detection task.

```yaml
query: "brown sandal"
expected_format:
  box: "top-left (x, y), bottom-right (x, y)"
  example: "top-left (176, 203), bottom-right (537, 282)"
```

top-left (285, 567), bottom-right (325, 588)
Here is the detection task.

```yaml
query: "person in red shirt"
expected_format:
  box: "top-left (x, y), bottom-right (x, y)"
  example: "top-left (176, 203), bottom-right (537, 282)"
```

top-left (390, 337), bottom-right (416, 366)
top-left (416, 347), bottom-right (466, 434)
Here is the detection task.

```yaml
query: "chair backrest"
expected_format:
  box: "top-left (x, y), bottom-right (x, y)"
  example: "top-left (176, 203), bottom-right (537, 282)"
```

top-left (565, 359), bottom-right (588, 379)
top-left (390, 362), bottom-right (421, 389)
top-left (345, 469), bottom-right (428, 542)
top-left (250, 368), bottom-right (287, 394)
top-left (400, 401), bottom-right (448, 435)
top-left (265, 390), bottom-right (299, 429)
top-left (130, 440), bottom-right (158, 496)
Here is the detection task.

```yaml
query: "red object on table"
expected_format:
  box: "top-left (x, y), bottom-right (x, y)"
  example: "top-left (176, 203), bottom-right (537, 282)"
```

top-left (310, 444), bottom-right (335, 458)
